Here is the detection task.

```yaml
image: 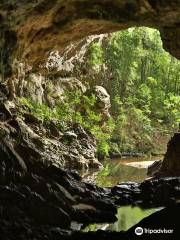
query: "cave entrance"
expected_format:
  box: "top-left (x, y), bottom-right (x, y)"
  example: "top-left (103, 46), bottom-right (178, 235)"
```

top-left (1, 1), bottom-right (180, 238)
top-left (13, 26), bottom-right (180, 183)
top-left (71, 30), bottom-right (179, 230)
top-left (43, 27), bottom-right (179, 183)
top-left (70, 27), bottom-right (179, 232)
top-left (7, 29), bottom-right (178, 231)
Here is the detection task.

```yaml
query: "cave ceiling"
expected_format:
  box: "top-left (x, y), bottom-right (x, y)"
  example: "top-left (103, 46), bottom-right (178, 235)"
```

top-left (0, 0), bottom-right (180, 69)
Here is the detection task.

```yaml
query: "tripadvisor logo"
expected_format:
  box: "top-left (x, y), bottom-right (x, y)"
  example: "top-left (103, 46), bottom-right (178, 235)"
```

top-left (135, 227), bottom-right (143, 235)
top-left (135, 227), bottom-right (174, 235)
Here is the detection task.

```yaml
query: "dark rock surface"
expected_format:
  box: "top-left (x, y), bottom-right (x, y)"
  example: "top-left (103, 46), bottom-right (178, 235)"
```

top-left (0, 168), bottom-right (179, 240)
top-left (0, 101), bottom-right (102, 171)
top-left (0, 149), bottom-right (116, 238)
top-left (0, 101), bottom-right (180, 239)
top-left (112, 178), bottom-right (180, 208)
top-left (70, 204), bottom-right (180, 239)
top-left (147, 160), bottom-right (162, 177)
top-left (125, 202), bottom-right (180, 239)
top-left (157, 133), bottom-right (180, 177)
top-left (146, 133), bottom-right (180, 178)
top-left (0, 116), bottom-right (180, 239)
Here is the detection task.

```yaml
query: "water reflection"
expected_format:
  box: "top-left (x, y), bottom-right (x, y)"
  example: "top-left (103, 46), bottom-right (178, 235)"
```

top-left (96, 161), bottom-right (147, 187)
top-left (81, 157), bottom-right (162, 232)
top-left (108, 206), bottom-right (158, 231)
top-left (84, 206), bottom-right (159, 232)
top-left (81, 156), bottom-right (161, 187)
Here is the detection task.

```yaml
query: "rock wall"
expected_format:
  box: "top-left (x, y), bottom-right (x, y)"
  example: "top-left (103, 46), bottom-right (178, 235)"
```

top-left (0, 101), bottom-right (102, 170)
top-left (0, 141), bottom-right (179, 239)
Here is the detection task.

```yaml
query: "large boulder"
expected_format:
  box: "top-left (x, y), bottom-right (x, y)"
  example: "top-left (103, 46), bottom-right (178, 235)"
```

top-left (156, 133), bottom-right (180, 177)
top-left (62, 124), bottom-right (102, 170)
top-left (86, 86), bottom-right (111, 121)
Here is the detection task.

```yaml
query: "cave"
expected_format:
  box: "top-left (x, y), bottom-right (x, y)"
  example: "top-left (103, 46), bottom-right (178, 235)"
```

top-left (0, 1), bottom-right (180, 239)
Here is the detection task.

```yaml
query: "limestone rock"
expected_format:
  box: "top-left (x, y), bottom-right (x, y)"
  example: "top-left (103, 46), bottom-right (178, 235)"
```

top-left (57, 77), bottom-right (86, 93)
top-left (25, 73), bottom-right (44, 104)
top-left (0, 102), bottom-right (100, 171)
top-left (63, 131), bottom-right (78, 141)
top-left (1, 0), bottom-right (180, 73)
top-left (86, 86), bottom-right (111, 120)
top-left (156, 133), bottom-right (180, 177)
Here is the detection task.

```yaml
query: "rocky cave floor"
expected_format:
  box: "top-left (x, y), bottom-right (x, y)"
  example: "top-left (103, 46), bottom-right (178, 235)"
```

top-left (0, 100), bottom-right (180, 240)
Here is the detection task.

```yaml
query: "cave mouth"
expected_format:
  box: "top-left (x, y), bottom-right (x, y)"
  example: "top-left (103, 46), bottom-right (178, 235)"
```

top-left (0, 23), bottom-right (180, 238)
top-left (0, 1), bottom-right (180, 239)
top-left (71, 27), bottom-right (179, 232)
top-left (71, 26), bottom-right (179, 180)
top-left (18, 26), bottom-right (179, 173)
top-left (5, 26), bottom-right (179, 179)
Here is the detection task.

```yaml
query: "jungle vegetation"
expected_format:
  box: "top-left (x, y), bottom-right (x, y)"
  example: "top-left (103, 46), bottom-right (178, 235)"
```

top-left (19, 27), bottom-right (180, 158)
top-left (87, 27), bottom-right (180, 156)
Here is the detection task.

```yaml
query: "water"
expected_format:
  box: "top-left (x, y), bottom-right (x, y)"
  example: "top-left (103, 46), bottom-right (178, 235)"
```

top-left (84, 206), bottom-right (160, 232)
top-left (108, 206), bottom-right (159, 231)
top-left (81, 156), bottom-right (163, 232)
top-left (81, 156), bottom-right (160, 187)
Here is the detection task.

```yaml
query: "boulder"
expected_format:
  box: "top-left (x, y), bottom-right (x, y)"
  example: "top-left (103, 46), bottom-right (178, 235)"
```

top-left (47, 120), bottom-right (61, 138)
top-left (86, 86), bottom-right (111, 121)
top-left (42, 77), bottom-right (86, 106)
top-left (156, 133), bottom-right (180, 177)
top-left (57, 77), bottom-right (86, 93)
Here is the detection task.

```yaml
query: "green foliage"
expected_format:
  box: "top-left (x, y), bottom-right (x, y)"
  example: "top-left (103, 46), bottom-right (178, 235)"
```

top-left (19, 97), bottom-right (57, 122)
top-left (163, 94), bottom-right (180, 128)
top-left (83, 224), bottom-right (97, 232)
top-left (90, 117), bottom-right (115, 158)
top-left (86, 27), bottom-right (180, 153)
top-left (88, 42), bottom-right (104, 71)
top-left (97, 140), bottom-right (110, 157)
top-left (19, 91), bottom-right (114, 158)
top-left (19, 27), bottom-right (180, 156)
top-left (97, 164), bottom-right (110, 177)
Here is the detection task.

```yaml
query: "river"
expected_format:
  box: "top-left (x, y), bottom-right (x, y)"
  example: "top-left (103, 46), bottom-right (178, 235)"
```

top-left (81, 156), bottom-right (163, 232)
